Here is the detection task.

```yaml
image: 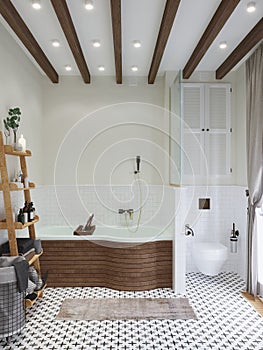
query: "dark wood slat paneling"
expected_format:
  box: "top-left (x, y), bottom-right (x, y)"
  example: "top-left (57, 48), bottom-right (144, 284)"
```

top-left (183, 0), bottom-right (240, 79)
top-left (0, 0), bottom-right (58, 83)
top-left (40, 260), bottom-right (172, 268)
top-left (41, 239), bottom-right (172, 290)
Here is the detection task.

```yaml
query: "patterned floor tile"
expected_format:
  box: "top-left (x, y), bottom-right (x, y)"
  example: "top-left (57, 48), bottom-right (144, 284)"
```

top-left (0, 272), bottom-right (263, 350)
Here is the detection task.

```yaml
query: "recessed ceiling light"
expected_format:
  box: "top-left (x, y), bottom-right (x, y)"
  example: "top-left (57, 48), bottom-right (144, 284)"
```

top-left (98, 65), bottom-right (105, 71)
top-left (65, 65), bottom-right (72, 71)
top-left (133, 40), bottom-right (141, 48)
top-left (32, 0), bottom-right (41, 10)
top-left (93, 40), bottom-right (101, 48)
top-left (84, 0), bottom-right (94, 10)
top-left (247, 1), bottom-right (256, 12)
top-left (52, 40), bottom-right (60, 47)
top-left (219, 41), bottom-right (227, 49)
top-left (131, 66), bottom-right (138, 72)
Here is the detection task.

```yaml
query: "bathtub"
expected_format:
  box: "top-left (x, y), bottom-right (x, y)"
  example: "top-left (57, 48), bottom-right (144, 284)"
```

top-left (37, 225), bottom-right (173, 242)
top-left (37, 224), bottom-right (174, 291)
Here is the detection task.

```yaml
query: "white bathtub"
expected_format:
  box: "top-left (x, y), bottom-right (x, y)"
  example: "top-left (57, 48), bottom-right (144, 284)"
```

top-left (36, 225), bottom-right (173, 242)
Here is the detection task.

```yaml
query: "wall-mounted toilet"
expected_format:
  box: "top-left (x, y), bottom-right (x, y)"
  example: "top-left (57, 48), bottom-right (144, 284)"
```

top-left (192, 242), bottom-right (228, 276)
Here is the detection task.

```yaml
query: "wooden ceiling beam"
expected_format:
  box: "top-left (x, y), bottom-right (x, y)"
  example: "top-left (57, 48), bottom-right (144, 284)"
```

top-left (51, 0), bottom-right (90, 83)
top-left (148, 0), bottom-right (181, 84)
top-left (110, 0), bottom-right (122, 84)
top-left (216, 18), bottom-right (263, 79)
top-left (0, 0), bottom-right (58, 83)
top-left (182, 0), bottom-right (240, 79)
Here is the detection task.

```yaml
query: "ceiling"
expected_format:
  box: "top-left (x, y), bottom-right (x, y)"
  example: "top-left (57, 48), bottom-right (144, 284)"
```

top-left (0, 0), bottom-right (262, 83)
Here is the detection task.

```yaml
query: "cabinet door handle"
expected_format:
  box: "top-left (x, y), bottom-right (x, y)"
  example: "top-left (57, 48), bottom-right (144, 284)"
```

top-left (206, 128), bottom-right (210, 131)
top-left (201, 128), bottom-right (205, 131)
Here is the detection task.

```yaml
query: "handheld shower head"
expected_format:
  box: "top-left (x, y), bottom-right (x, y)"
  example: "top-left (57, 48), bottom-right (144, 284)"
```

top-left (134, 156), bottom-right (141, 174)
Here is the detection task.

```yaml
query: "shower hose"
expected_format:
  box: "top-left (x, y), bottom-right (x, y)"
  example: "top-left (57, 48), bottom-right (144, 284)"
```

top-left (125, 172), bottom-right (142, 233)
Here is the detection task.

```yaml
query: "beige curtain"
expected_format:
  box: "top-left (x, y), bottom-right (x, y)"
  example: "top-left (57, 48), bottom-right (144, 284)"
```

top-left (246, 43), bottom-right (263, 296)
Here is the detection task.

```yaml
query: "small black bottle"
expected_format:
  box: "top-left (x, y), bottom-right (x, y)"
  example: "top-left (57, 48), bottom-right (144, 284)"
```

top-left (17, 209), bottom-right (25, 224)
top-left (23, 201), bottom-right (28, 223)
top-left (28, 202), bottom-right (34, 222)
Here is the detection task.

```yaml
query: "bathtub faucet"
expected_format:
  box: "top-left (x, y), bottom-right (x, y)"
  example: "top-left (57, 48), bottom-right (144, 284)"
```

top-left (118, 209), bottom-right (134, 220)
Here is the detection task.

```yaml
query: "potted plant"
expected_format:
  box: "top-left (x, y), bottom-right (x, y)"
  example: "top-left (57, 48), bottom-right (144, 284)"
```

top-left (3, 107), bottom-right (21, 147)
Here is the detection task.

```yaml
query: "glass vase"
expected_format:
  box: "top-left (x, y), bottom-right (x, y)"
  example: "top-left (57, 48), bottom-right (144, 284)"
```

top-left (13, 128), bottom-right (19, 150)
top-left (4, 129), bottom-right (10, 145)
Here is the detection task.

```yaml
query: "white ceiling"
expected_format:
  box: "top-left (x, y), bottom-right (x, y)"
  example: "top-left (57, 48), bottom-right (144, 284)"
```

top-left (1, 0), bottom-right (263, 78)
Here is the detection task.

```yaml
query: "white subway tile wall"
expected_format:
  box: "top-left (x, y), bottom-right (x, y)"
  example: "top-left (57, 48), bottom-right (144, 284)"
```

top-left (33, 185), bottom-right (176, 231)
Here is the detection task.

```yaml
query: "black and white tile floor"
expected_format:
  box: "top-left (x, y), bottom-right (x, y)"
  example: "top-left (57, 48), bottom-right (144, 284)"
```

top-left (1, 272), bottom-right (263, 350)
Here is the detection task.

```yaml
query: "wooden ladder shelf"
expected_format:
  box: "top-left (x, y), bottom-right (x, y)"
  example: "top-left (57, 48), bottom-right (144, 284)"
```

top-left (0, 131), bottom-right (45, 307)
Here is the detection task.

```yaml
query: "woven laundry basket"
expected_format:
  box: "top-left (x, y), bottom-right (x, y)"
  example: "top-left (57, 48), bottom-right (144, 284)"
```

top-left (0, 257), bottom-right (26, 339)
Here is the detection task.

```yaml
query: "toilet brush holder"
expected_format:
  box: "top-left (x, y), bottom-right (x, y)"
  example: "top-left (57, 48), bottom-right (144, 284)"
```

top-left (230, 237), bottom-right (238, 253)
top-left (230, 222), bottom-right (239, 253)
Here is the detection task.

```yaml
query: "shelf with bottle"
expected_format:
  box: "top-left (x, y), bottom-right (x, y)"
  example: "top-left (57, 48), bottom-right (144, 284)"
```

top-left (0, 182), bottom-right (36, 191)
top-left (4, 144), bottom-right (31, 156)
top-left (0, 215), bottom-right (39, 230)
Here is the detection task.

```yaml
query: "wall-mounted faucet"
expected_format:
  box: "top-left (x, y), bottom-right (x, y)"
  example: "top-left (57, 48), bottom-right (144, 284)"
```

top-left (118, 209), bottom-right (134, 220)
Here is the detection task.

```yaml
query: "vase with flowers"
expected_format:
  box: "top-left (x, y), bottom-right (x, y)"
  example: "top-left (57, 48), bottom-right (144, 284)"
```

top-left (3, 107), bottom-right (21, 149)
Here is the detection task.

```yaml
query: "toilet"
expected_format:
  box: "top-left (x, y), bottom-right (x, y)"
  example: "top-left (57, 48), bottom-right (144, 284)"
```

top-left (192, 242), bottom-right (228, 276)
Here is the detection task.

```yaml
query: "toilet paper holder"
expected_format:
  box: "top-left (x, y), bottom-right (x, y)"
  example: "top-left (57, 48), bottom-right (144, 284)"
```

top-left (185, 224), bottom-right (194, 236)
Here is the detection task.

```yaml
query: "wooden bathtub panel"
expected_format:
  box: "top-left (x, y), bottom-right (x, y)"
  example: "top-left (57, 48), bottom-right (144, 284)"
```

top-left (41, 260), bottom-right (172, 270)
top-left (40, 240), bottom-right (173, 290)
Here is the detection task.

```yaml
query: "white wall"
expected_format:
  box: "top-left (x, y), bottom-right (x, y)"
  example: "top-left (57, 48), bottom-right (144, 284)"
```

top-left (0, 23), bottom-right (44, 244)
top-left (0, 23), bottom-right (44, 184)
top-left (42, 76), bottom-right (165, 185)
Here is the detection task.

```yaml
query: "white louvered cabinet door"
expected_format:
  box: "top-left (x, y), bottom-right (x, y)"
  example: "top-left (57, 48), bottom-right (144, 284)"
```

top-left (181, 84), bottom-right (205, 178)
top-left (181, 83), bottom-right (231, 182)
top-left (181, 83), bottom-right (204, 131)
top-left (205, 84), bottom-right (231, 176)
top-left (205, 133), bottom-right (231, 176)
top-left (205, 84), bottom-right (231, 131)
